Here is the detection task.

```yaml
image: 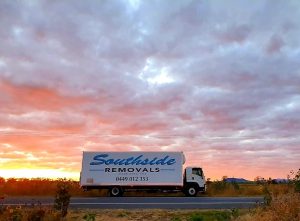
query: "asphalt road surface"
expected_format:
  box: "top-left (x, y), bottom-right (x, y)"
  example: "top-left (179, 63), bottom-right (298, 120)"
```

top-left (1, 196), bottom-right (263, 209)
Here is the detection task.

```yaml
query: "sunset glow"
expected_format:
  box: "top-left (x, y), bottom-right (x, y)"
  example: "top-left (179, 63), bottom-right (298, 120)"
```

top-left (1, 0), bottom-right (300, 181)
top-left (0, 169), bottom-right (79, 180)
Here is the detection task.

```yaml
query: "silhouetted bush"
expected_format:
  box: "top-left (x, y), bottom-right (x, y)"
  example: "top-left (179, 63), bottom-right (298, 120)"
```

top-left (293, 169), bottom-right (300, 192)
top-left (54, 179), bottom-right (71, 219)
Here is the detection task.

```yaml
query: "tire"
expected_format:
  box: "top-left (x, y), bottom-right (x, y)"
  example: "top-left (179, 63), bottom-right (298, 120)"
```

top-left (185, 185), bottom-right (198, 197)
top-left (109, 186), bottom-right (123, 197)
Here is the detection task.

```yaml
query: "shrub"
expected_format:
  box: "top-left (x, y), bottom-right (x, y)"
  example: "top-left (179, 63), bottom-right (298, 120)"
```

top-left (189, 213), bottom-right (203, 221)
top-left (293, 169), bottom-right (300, 192)
top-left (54, 178), bottom-right (71, 219)
top-left (27, 209), bottom-right (45, 221)
top-left (171, 216), bottom-right (182, 221)
top-left (83, 213), bottom-right (96, 221)
top-left (232, 182), bottom-right (240, 190)
top-left (8, 209), bottom-right (22, 221)
top-left (231, 208), bottom-right (240, 218)
top-left (189, 211), bottom-right (232, 221)
top-left (262, 185), bottom-right (272, 206)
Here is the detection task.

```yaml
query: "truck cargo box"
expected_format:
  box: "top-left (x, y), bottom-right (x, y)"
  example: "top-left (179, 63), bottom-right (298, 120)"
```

top-left (80, 151), bottom-right (185, 187)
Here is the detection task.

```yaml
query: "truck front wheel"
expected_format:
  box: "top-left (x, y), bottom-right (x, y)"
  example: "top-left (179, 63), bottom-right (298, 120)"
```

top-left (185, 185), bottom-right (198, 197)
top-left (110, 186), bottom-right (123, 197)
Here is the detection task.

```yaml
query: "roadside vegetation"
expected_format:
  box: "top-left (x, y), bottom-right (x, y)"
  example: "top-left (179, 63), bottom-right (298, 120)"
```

top-left (0, 169), bottom-right (299, 220)
top-left (234, 169), bottom-right (300, 221)
top-left (0, 206), bottom-right (243, 221)
top-left (235, 192), bottom-right (300, 221)
top-left (0, 178), bottom-right (293, 197)
top-left (206, 181), bottom-right (293, 197)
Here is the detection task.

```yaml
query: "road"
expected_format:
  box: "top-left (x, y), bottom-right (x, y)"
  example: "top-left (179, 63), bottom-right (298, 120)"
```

top-left (1, 196), bottom-right (263, 209)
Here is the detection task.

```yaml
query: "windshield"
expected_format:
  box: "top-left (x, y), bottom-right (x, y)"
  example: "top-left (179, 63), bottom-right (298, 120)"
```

top-left (192, 168), bottom-right (203, 177)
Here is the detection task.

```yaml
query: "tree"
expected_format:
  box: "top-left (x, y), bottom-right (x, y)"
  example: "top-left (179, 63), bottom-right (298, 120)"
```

top-left (267, 177), bottom-right (272, 184)
top-left (0, 177), bottom-right (5, 185)
top-left (293, 169), bottom-right (300, 192)
top-left (0, 177), bottom-right (5, 199)
top-left (54, 179), bottom-right (71, 220)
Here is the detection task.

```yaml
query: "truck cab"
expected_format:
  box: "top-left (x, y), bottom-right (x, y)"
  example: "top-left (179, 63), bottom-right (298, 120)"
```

top-left (184, 167), bottom-right (206, 196)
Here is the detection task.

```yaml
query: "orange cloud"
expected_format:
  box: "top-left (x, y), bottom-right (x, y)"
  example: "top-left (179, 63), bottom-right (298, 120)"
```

top-left (0, 79), bottom-right (88, 112)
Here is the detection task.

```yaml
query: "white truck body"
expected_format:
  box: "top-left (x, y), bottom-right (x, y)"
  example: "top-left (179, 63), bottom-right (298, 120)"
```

top-left (80, 151), bottom-right (206, 197)
top-left (80, 151), bottom-right (185, 186)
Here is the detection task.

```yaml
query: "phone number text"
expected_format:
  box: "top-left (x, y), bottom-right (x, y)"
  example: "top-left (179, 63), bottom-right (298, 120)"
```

top-left (115, 176), bottom-right (149, 182)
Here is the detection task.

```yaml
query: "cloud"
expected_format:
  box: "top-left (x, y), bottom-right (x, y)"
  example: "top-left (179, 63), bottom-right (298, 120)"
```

top-left (266, 35), bottom-right (285, 54)
top-left (0, 0), bottom-right (300, 180)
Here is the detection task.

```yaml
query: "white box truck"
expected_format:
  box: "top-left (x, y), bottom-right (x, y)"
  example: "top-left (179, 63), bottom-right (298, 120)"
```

top-left (80, 151), bottom-right (206, 197)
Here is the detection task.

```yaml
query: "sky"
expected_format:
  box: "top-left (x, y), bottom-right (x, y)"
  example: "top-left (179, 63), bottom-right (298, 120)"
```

top-left (0, 0), bottom-right (300, 181)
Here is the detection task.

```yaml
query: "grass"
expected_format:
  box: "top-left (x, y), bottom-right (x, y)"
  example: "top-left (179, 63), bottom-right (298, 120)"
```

top-left (234, 192), bottom-right (300, 221)
top-left (0, 207), bottom-right (240, 221)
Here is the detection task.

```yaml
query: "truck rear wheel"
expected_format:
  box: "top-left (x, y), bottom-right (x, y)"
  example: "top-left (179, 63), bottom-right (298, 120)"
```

top-left (185, 185), bottom-right (198, 197)
top-left (110, 186), bottom-right (123, 197)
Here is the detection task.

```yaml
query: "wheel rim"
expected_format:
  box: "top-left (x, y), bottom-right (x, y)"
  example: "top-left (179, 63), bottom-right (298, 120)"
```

top-left (112, 187), bottom-right (120, 195)
top-left (188, 188), bottom-right (196, 195)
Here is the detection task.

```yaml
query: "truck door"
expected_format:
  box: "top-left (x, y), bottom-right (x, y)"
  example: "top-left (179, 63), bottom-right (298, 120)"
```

top-left (191, 168), bottom-right (205, 189)
top-left (185, 167), bottom-right (206, 195)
